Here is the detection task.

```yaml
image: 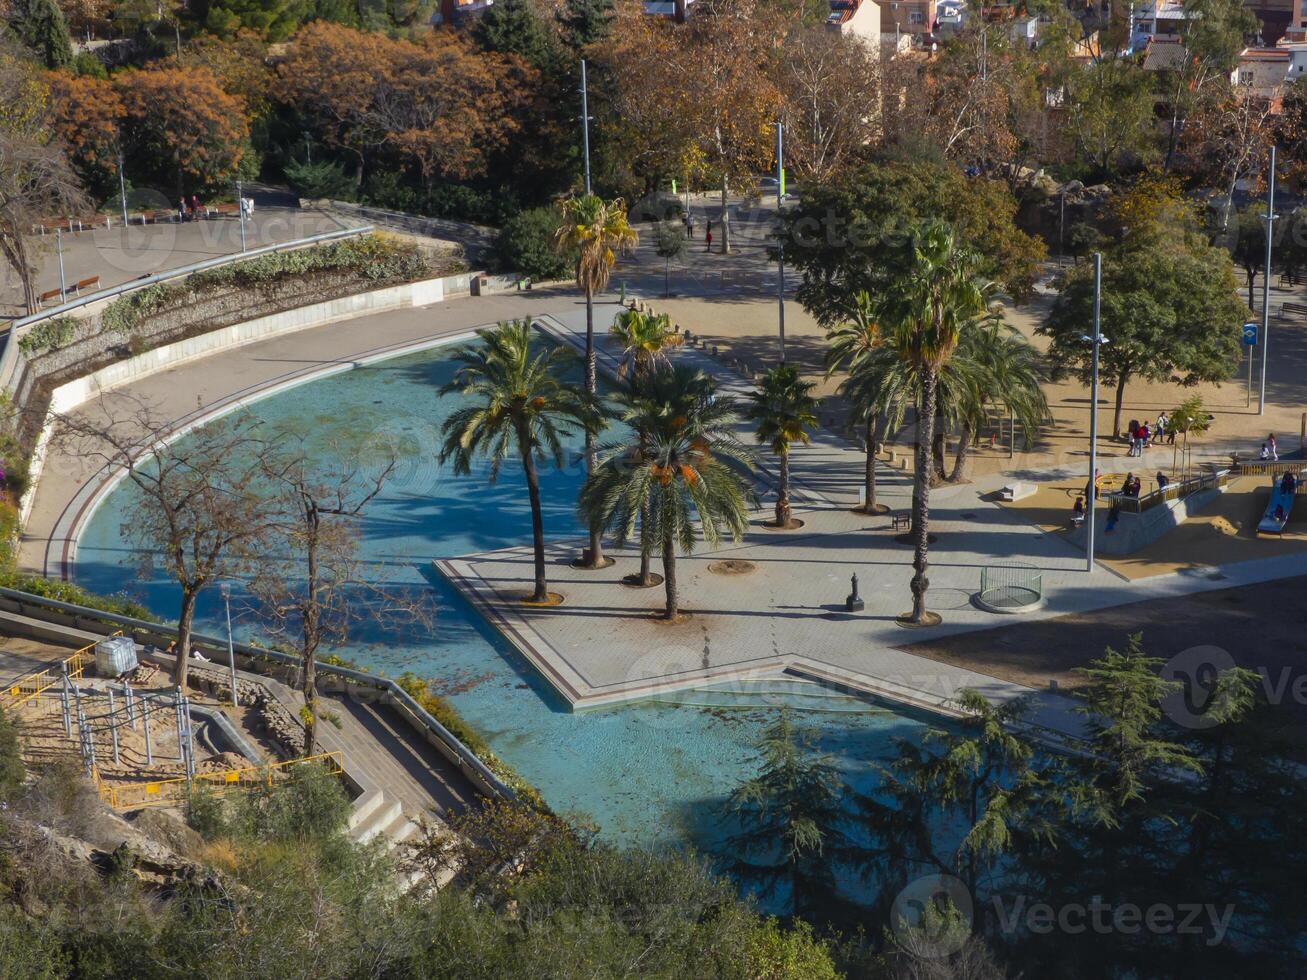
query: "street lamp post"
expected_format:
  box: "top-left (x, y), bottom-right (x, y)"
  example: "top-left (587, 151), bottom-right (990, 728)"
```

top-left (1259, 145), bottom-right (1277, 416)
top-left (1085, 252), bottom-right (1107, 574)
top-left (117, 145), bottom-right (129, 227)
top-left (236, 179), bottom-right (247, 253)
top-left (55, 228), bottom-right (66, 298)
top-left (220, 584), bottom-right (237, 707)
top-left (775, 121), bottom-right (786, 365)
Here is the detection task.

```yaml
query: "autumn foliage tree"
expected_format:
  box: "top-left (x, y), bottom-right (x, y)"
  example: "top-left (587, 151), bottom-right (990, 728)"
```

top-left (45, 72), bottom-right (124, 196)
top-left (277, 22), bottom-right (535, 193)
top-left (116, 65), bottom-right (249, 195)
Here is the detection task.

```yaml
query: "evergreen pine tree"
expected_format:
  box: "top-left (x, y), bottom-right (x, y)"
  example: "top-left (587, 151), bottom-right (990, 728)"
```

top-left (723, 708), bottom-right (857, 920)
top-left (9, 0), bottom-right (74, 70)
top-left (559, 0), bottom-right (614, 51)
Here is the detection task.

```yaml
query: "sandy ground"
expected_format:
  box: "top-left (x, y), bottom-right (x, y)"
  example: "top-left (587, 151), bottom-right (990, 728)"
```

top-left (994, 474), bottom-right (1307, 580)
top-left (623, 195), bottom-right (1307, 480)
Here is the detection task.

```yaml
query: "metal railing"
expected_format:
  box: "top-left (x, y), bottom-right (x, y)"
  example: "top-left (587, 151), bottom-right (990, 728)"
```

top-left (0, 587), bottom-right (511, 800)
top-left (0, 633), bottom-right (116, 711)
top-left (1105, 469), bottom-right (1230, 515)
top-left (94, 751), bottom-right (345, 810)
top-left (7, 225), bottom-right (374, 333)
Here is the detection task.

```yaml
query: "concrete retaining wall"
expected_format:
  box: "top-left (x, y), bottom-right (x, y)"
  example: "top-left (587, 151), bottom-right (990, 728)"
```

top-left (48, 271), bottom-right (473, 416)
top-left (1070, 485), bottom-right (1224, 556)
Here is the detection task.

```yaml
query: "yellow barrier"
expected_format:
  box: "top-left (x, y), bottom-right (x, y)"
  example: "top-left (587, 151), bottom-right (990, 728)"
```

top-left (97, 751), bottom-right (345, 810)
top-left (0, 634), bottom-right (118, 712)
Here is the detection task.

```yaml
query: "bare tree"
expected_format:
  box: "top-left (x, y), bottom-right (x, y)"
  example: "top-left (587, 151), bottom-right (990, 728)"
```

top-left (0, 42), bottom-right (87, 314)
top-left (249, 435), bottom-right (426, 757)
top-left (54, 398), bottom-right (272, 693)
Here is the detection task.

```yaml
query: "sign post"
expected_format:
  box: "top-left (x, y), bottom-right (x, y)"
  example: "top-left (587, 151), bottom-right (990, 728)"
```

top-left (1243, 321), bottom-right (1258, 407)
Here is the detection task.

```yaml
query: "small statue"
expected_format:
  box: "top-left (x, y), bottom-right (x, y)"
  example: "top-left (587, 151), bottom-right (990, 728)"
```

top-left (845, 573), bottom-right (865, 613)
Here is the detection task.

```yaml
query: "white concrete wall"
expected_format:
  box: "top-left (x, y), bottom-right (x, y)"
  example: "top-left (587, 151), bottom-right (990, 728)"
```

top-left (21, 271), bottom-right (474, 527)
top-left (48, 272), bottom-right (471, 416)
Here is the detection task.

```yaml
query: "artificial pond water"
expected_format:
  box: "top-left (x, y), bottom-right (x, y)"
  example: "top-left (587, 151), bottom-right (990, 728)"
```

top-left (74, 337), bottom-right (942, 875)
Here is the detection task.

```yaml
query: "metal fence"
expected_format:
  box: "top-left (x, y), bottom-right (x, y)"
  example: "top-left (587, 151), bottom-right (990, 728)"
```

top-left (1105, 468), bottom-right (1230, 515)
top-left (0, 587), bottom-right (511, 801)
top-left (95, 751), bottom-right (345, 810)
top-left (0, 634), bottom-right (106, 711)
top-left (978, 563), bottom-right (1043, 611)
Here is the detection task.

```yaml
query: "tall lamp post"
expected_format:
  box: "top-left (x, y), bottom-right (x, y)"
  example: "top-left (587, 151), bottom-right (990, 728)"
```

top-left (774, 121), bottom-right (786, 365)
top-left (220, 583), bottom-right (237, 707)
top-left (1084, 252), bottom-right (1108, 573)
top-left (116, 145), bottom-right (129, 227)
top-left (1259, 144), bottom-right (1277, 416)
top-left (580, 60), bottom-right (593, 196)
top-left (236, 178), bottom-right (247, 253)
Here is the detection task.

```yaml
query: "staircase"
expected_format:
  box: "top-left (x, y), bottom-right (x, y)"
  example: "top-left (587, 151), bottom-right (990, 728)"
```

top-left (347, 788), bottom-right (421, 850)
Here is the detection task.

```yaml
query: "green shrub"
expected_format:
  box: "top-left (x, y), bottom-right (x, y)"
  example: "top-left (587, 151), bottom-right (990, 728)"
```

top-left (184, 785), bottom-right (229, 840)
top-left (99, 234), bottom-right (429, 335)
top-left (494, 206), bottom-right (574, 280)
top-left (233, 761), bottom-right (351, 843)
top-left (0, 708), bottom-right (23, 804)
top-left (0, 572), bottom-right (160, 622)
top-left (17, 316), bottom-right (77, 356)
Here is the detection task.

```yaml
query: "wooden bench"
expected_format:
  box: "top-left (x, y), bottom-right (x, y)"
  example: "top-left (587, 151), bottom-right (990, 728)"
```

top-left (69, 275), bottom-right (99, 296)
top-left (1280, 302), bottom-right (1307, 319)
top-left (211, 202), bottom-right (240, 216)
top-left (37, 287), bottom-right (64, 307)
top-left (891, 512), bottom-right (911, 531)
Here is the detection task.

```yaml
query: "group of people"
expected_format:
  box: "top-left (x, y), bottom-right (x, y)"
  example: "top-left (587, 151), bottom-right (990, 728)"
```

top-left (1259, 433), bottom-right (1279, 461)
top-left (1126, 413), bottom-right (1175, 457)
top-left (178, 195), bottom-right (205, 222)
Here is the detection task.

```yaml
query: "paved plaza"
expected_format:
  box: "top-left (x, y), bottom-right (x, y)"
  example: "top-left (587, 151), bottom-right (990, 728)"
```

top-left (26, 214), bottom-right (1307, 748)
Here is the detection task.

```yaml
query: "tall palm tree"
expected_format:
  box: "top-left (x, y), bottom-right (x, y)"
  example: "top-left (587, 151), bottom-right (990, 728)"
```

top-left (610, 307), bottom-right (682, 381)
top-left (555, 194), bottom-right (639, 570)
top-left (878, 221), bottom-right (993, 625)
top-left (825, 290), bottom-right (885, 514)
top-left (948, 317), bottom-right (1049, 482)
top-left (610, 307), bottom-right (684, 585)
top-left (744, 364), bottom-right (819, 529)
top-left (580, 365), bottom-right (756, 619)
top-left (439, 320), bottom-right (602, 604)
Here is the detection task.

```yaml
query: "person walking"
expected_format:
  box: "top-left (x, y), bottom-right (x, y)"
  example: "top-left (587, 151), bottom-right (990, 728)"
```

top-left (1268, 433), bottom-right (1278, 461)
top-left (190, 194), bottom-right (201, 218)
top-left (705, 221), bottom-right (713, 253)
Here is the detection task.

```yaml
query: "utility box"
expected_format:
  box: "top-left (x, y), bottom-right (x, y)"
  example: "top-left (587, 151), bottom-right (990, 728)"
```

top-left (94, 636), bottom-right (138, 677)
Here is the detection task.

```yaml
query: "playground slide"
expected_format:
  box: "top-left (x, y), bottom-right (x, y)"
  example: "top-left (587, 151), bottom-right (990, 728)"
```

top-left (1258, 479), bottom-right (1298, 535)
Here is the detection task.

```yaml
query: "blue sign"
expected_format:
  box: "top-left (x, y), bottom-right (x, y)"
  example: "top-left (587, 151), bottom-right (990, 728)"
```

top-left (1243, 323), bottom-right (1258, 346)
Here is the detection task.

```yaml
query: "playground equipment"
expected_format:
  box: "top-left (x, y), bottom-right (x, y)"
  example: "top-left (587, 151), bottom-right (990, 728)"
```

top-left (1257, 471), bottom-right (1300, 536)
top-left (976, 562), bottom-right (1044, 614)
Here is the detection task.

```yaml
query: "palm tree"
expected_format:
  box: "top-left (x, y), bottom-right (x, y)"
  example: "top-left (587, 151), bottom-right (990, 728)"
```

top-left (439, 320), bottom-right (602, 604)
top-left (825, 290), bottom-right (886, 514)
top-left (580, 365), bottom-right (756, 619)
top-left (744, 364), bottom-right (818, 529)
top-left (878, 221), bottom-right (993, 625)
top-left (609, 307), bottom-right (682, 382)
top-left (610, 307), bottom-right (684, 585)
top-left (555, 194), bottom-right (639, 570)
top-left (948, 316), bottom-right (1048, 482)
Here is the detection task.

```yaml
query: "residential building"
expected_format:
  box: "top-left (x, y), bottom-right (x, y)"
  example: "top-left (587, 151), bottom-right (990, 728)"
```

top-left (1233, 46), bottom-right (1291, 103)
top-left (827, 0), bottom-right (883, 43)
top-left (880, 0), bottom-right (936, 35)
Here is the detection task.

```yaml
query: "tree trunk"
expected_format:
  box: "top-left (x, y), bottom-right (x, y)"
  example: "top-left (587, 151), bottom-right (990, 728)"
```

top-left (664, 257), bottom-right (670, 298)
top-left (910, 370), bottom-right (939, 624)
top-left (1112, 370), bottom-right (1129, 439)
top-left (582, 287), bottom-right (606, 568)
top-left (931, 425), bottom-right (947, 482)
top-left (719, 175), bottom-right (730, 254)
top-left (775, 450), bottom-right (791, 527)
top-left (173, 587), bottom-right (198, 693)
top-left (861, 414), bottom-right (878, 512)
top-left (638, 504), bottom-right (654, 585)
top-left (302, 634), bottom-right (318, 759)
top-left (1248, 269), bottom-right (1256, 310)
top-left (662, 534), bottom-right (678, 619)
top-left (950, 423), bottom-right (973, 483)
top-left (521, 428), bottom-right (549, 602)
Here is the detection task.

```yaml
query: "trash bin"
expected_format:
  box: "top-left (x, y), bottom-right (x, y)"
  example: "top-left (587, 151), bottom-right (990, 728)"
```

top-left (94, 636), bottom-right (138, 677)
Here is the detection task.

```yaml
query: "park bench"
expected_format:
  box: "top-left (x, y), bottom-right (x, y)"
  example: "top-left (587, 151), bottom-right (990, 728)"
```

top-left (891, 512), bottom-right (911, 531)
top-left (211, 202), bottom-right (240, 216)
top-left (36, 287), bottom-right (64, 307)
top-left (1280, 302), bottom-right (1307, 319)
top-left (68, 275), bottom-right (100, 297)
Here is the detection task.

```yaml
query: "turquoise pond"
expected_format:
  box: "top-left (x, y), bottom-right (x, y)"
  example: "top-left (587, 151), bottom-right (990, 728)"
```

top-left (73, 338), bottom-right (942, 877)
